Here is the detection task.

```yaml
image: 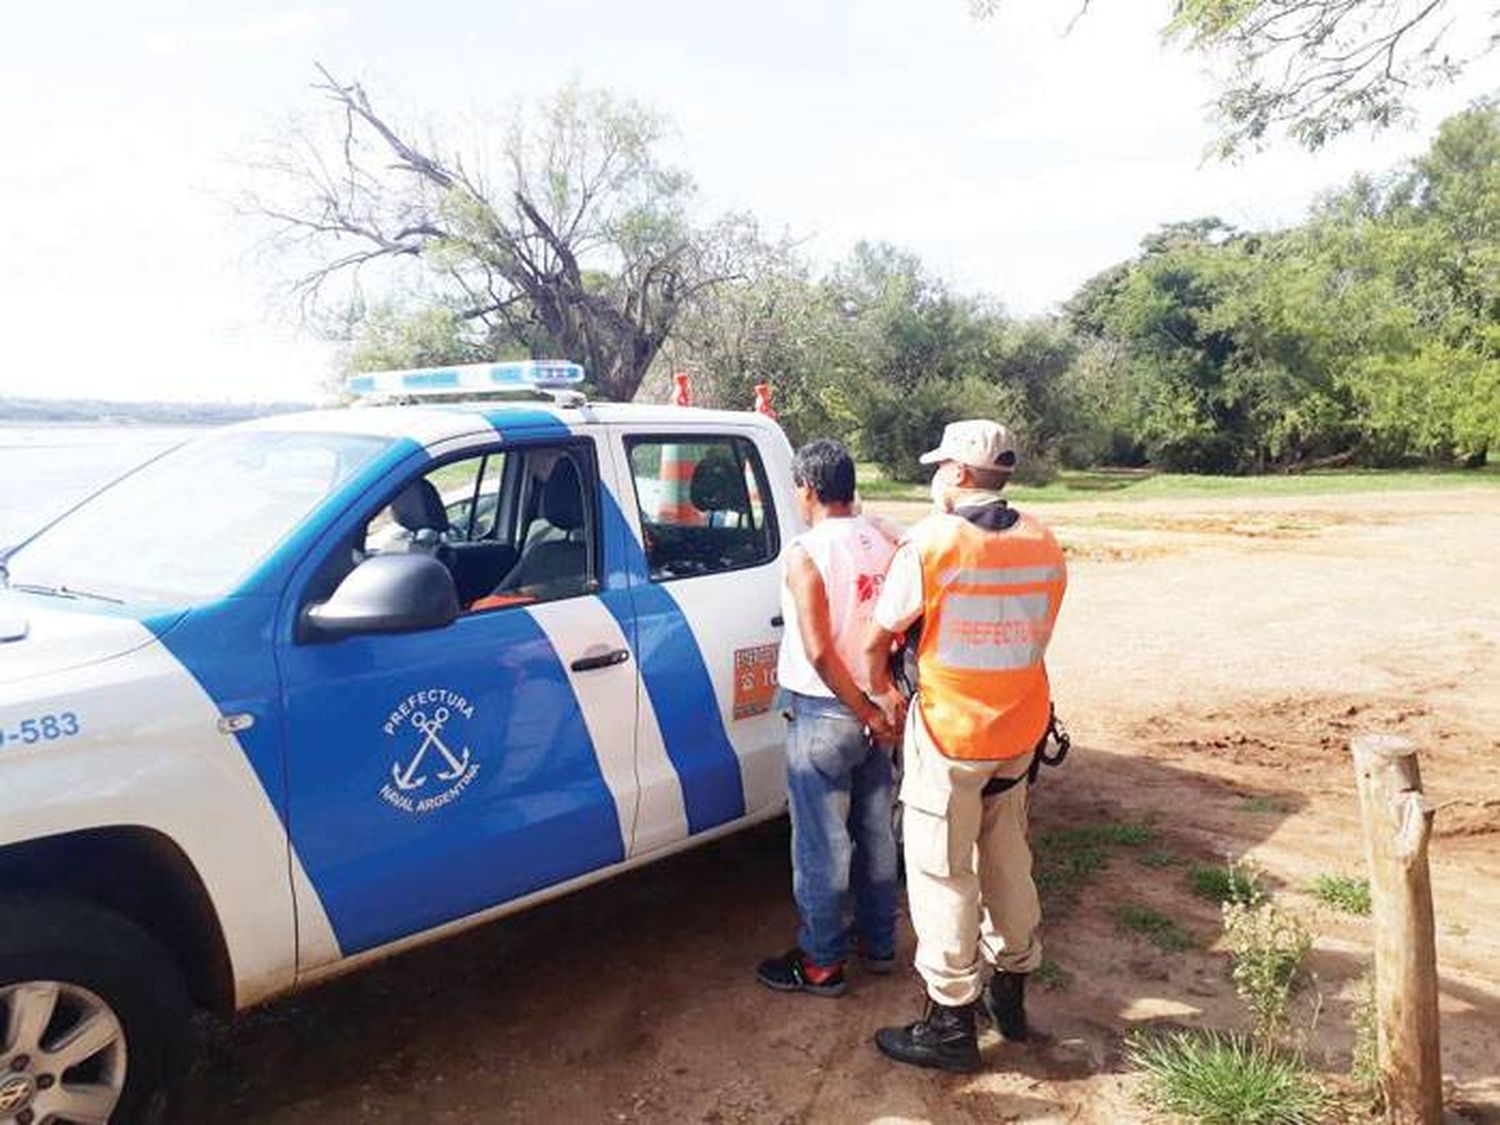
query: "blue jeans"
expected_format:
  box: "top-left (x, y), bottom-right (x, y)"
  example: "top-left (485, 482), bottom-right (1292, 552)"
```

top-left (785, 691), bottom-right (900, 967)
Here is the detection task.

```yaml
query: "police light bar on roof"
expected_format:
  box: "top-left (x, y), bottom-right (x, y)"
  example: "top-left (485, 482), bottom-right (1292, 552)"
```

top-left (346, 360), bottom-right (585, 398)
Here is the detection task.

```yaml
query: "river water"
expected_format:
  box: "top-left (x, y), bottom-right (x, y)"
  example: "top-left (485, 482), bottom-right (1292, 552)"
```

top-left (0, 424), bottom-right (207, 546)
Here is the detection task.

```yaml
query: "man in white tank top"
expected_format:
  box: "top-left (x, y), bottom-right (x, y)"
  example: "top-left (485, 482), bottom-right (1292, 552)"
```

top-left (756, 439), bottom-right (902, 997)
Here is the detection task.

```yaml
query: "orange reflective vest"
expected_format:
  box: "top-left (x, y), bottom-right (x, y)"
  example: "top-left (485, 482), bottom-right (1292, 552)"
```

top-left (912, 510), bottom-right (1067, 760)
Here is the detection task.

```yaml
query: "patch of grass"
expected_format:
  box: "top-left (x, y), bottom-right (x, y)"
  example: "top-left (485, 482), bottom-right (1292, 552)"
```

top-left (1035, 843), bottom-right (1110, 900)
top-left (854, 464), bottom-right (926, 501)
top-left (857, 463), bottom-right (1500, 510)
top-left (1042, 467), bottom-right (1500, 504)
top-left (1140, 848), bottom-right (1179, 869)
top-left (1042, 822), bottom-right (1157, 849)
top-left (1239, 796), bottom-right (1292, 815)
top-left (1190, 861), bottom-right (1268, 907)
top-left (1306, 874), bottom-right (1371, 916)
top-left (1112, 904), bottom-right (1196, 952)
top-left (1033, 959), bottom-right (1070, 991)
top-left (1129, 1030), bottom-right (1326, 1125)
top-left (1035, 821), bottom-right (1157, 907)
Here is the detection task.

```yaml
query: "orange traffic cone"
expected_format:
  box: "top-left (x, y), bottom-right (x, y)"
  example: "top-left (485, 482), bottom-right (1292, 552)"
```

top-left (752, 383), bottom-right (776, 418)
top-left (659, 373), bottom-right (702, 525)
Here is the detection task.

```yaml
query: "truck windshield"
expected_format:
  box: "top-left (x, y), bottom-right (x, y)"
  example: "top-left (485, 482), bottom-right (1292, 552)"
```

top-left (5, 430), bottom-right (392, 607)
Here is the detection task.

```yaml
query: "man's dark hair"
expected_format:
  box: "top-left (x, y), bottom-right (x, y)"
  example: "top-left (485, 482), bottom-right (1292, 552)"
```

top-left (792, 438), bottom-right (857, 505)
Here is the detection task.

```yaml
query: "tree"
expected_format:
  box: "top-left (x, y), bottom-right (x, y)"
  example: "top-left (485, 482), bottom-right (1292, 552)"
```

top-left (251, 68), bottom-right (754, 400)
top-left (1168, 0), bottom-right (1498, 155)
top-left (971, 1), bottom-right (1497, 154)
top-left (655, 241), bottom-right (861, 444)
top-left (1329, 100), bottom-right (1500, 461)
top-left (1060, 102), bottom-right (1499, 470)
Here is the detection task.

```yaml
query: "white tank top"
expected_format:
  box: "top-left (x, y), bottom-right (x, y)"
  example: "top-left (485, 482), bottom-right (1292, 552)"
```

top-left (777, 515), bottom-right (898, 698)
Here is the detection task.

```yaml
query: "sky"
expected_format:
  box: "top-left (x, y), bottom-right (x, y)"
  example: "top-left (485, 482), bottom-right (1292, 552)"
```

top-left (0, 1), bottom-right (1495, 404)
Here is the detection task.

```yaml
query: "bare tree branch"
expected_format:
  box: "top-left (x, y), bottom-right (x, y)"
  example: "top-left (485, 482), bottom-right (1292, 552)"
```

top-left (248, 68), bottom-right (759, 400)
top-left (971, 0), bottom-right (1496, 154)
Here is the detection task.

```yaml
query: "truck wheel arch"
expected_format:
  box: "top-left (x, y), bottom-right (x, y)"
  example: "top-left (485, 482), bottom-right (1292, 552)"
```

top-left (0, 825), bottom-right (235, 1014)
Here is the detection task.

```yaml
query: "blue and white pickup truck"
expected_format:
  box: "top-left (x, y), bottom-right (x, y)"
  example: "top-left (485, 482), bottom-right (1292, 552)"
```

top-left (0, 363), bottom-right (797, 1123)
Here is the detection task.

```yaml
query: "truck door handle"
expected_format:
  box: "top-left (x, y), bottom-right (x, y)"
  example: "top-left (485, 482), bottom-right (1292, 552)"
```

top-left (571, 647), bottom-right (631, 672)
top-left (771, 615), bottom-right (784, 628)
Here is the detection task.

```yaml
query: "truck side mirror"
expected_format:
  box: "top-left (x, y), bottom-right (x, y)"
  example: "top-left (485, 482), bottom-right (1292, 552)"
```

top-left (300, 553), bottom-right (459, 642)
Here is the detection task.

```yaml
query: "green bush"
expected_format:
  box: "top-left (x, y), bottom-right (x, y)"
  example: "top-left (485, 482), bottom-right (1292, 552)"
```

top-left (1306, 874), bottom-right (1371, 916)
top-left (1223, 901), bottom-right (1313, 1041)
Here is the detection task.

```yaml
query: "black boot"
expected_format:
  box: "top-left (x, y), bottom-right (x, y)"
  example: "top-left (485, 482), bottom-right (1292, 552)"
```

top-left (981, 970), bottom-right (1029, 1042)
top-left (874, 998), bottom-right (980, 1073)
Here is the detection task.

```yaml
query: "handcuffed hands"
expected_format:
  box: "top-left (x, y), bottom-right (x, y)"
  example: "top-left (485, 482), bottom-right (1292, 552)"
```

top-left (865, 688), bottom-right (907, 747)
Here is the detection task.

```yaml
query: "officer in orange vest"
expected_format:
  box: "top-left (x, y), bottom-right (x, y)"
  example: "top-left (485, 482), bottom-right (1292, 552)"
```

top-left (861, 419), bottom-right (1067, 1073)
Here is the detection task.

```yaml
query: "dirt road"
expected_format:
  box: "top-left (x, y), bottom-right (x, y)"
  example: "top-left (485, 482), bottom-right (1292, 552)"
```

top-left (179, 486), bottom-right (1500, 1123)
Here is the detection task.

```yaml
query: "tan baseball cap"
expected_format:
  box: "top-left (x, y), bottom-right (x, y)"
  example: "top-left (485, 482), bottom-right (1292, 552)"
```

top-left (918, 419), bottom-right (1018, 469)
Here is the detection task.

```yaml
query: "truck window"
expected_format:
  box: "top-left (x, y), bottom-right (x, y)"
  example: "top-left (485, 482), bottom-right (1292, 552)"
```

top-left (364, 444), bottom-right (597, 610)
top-left (6, 431), bottom-right (391, 606)
top-left (626, 436), bottom-right (778, 581)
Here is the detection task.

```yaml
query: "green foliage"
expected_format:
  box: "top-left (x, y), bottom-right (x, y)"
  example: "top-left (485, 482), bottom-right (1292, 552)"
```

top-left (260, 73), bottom-right (758, 403)
top-left (1060, 101), bottom-right (1499, 473)
top-left (1046, 822), bottom-right (1157, 848)
top-left (1034, 841), bottom-right (1110, 903)
top-left (283, 74), bottom-right (1495, 479)
top-left (1190, 860), bottom-right (1268, 906)
top-left (1129, 1030), bottom-right (1327, 1125)
top-left (1033, 959), bottom-right (1070, 991)
top-left (661, 248), bottom-right (858, 444)
top-left (1166, 0), bottom-right (1495, 157)
top-left (1033, 821), bottom-right (1156, 907)
top-left (1349, 973), bottom-right (1380, 1105)
top-left (1112, 903), bottom-right (1196, 951)
top-left (673, 240), bottom-right (1064, 481)
top-left (861, 374), bottom-right (1030, 483)
top-left (1239, 796), bottom-right (1292, 815)
top-left (1140, 848), bottom-right (1179, 869)
top-left (1305, 875), bottom-right (1371, 916)
top-left (1223, 900), bottom-right (1313, 1041)
top-left (341, 303), bottom-right (488, 381)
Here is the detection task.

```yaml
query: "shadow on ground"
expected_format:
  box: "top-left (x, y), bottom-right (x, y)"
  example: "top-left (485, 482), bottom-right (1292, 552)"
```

top-left (177, 741), bottom-right (1496, 1123)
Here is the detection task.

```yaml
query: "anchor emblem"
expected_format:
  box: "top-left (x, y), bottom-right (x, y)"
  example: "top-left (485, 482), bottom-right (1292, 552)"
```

top-left (391, 708), bottom-right (472, 792)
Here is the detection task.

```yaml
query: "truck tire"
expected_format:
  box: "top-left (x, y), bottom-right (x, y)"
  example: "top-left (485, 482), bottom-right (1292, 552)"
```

top-left (0, 896), bottom-right (190, 1125)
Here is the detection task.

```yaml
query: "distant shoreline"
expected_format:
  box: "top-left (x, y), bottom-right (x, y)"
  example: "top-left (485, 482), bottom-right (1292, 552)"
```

top-left (0, 397), bottom-right (315, 427)
top-left (0, 419), bottom-right (215, 429)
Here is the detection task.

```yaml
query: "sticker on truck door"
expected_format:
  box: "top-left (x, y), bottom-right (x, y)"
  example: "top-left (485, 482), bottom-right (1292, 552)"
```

top-left (733, 644), bottom-right (779, 719)
top-left (378, 688), bottom-right (483, 814)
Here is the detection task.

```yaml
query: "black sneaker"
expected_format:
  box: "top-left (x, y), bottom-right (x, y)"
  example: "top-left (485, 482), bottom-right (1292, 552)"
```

top-left (981, 970), bottom-right (1030, 1042)
top-left (875, 999), bottom-right (981, 1073)
top-left (755, 948), bottom-right (848, 997)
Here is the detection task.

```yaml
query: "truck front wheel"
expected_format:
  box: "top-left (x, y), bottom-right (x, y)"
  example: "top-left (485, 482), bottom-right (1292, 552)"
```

top-left (0, 897), bottom-right (190, 1125)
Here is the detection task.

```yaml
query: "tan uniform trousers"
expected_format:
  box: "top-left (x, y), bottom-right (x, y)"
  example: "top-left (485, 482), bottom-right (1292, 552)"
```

top-left (899, 701), bottom-right (1043, 1007)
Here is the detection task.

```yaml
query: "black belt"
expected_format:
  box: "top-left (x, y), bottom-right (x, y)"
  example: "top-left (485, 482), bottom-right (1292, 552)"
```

top-left (980, 706), bottom-right (1071, 797)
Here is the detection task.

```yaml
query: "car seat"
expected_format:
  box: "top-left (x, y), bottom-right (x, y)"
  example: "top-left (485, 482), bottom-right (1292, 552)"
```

top-left (499, 458), bottom-right (589, 597)
top-left (689, 455), bottom-right (750, 521)
top-left (388, 477), bottom-right (449, 551)
top-left (387, 477), bottom-right (517, 607)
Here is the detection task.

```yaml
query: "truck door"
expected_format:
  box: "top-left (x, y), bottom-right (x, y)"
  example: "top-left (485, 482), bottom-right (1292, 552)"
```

top-left (280, 434), bottom-right (640, 959)
top-left (604, 426), bottom-right (791, 856)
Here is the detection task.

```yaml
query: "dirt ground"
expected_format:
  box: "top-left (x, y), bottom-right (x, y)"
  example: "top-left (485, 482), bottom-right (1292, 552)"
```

top-left (178, 486), bottom-right (1500, 1124)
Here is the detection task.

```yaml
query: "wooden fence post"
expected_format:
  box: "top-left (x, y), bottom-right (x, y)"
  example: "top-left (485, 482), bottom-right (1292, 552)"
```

top-left (1350, 733), bottom-right (1442, 1124)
